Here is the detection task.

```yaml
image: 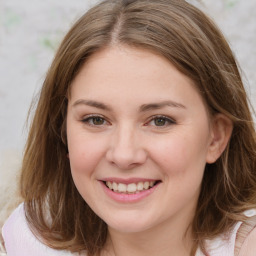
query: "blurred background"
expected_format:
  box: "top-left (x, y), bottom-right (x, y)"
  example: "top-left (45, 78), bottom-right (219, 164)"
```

top-left (0, 0), bottom-right (255, 227)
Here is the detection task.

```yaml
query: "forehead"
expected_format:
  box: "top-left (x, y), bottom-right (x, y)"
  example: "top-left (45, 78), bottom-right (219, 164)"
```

top-left (69, 46), bottom-right (205, 111)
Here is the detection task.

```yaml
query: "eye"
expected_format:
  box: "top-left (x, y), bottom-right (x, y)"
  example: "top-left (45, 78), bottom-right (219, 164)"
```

top-left (146, 115), bottom-right (175, 127)
top-left (82, 115), bottom-right (108, 126)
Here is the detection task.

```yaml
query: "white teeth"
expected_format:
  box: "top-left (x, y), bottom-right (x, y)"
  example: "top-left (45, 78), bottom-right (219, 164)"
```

top-left (137, 182), bottom-right (144, 191)
top-left (127, 183), bottom-right (137, 193)
top-left (143, 181), bottom-right (149, 190)
top-left (105, 181), bottom-right (157, 194)
top-left (118, 183), bottom-right (127, 193)
top-left (112, 182), bottom-right (118, 191)
top-left (106, 181), bottom-right (113, 190)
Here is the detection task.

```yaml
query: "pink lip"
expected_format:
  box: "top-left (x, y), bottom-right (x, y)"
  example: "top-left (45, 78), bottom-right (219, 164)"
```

top-left (100, 180), bottom-right (161, 203)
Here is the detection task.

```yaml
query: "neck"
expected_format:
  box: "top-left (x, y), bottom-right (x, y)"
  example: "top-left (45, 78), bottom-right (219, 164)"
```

top-left (102, 213), bottom-right (194, 256)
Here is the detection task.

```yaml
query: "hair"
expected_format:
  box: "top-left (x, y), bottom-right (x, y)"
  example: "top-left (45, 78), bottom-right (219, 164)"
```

top-left (20, 0), bottom-right (256, 255)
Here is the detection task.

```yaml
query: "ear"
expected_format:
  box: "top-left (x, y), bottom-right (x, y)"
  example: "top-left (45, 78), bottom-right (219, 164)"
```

top-left (206, 113), bottom-right (233, 164)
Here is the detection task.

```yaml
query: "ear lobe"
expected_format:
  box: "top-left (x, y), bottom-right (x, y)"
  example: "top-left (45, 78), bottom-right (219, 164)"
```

top-left (206, 114), bottom-right (233, 164)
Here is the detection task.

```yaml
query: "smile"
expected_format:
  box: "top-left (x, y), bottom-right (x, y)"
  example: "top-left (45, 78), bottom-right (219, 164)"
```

top-left (104, 181), bottom-right (160, 194)
top-left (100, 179), bottom-right (161, 203)
top-left (104, 180), bottom-right (160, 194)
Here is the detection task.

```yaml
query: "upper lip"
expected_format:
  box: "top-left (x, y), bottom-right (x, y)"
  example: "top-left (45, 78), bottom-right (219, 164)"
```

top-left (100, 177), bottom-right (161, 184)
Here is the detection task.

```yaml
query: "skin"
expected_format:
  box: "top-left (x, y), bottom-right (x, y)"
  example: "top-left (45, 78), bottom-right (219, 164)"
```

top-left (66, 45), bottom-right (232, 256)
top-left (239, 228), bottom-right (256, 256)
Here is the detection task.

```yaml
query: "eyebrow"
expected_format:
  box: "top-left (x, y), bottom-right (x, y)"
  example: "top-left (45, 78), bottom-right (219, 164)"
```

top-left (139, 101), bottom-right (186, 112)
top-left (72, 99), bottom-right (112, 111)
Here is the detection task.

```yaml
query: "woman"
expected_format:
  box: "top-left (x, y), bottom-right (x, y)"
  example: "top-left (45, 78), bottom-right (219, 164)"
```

top-left (2, 0), bottom-right (256, 255)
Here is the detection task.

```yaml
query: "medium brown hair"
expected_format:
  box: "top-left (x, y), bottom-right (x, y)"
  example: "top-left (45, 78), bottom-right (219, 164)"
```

top-left (20, 0), bottom-right (256, 255)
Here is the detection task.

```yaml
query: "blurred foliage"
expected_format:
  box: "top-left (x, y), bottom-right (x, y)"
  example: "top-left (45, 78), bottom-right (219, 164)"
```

top-left (223, 0), bottom-right (239, 8)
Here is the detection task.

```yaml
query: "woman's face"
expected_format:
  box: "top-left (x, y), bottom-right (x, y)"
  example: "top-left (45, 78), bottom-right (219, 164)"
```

top-left (67, 46), bottom-right (215, 234)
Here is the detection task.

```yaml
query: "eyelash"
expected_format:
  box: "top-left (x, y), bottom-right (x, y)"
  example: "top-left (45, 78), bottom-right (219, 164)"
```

top-left (81, 114), bottom-right (176, 128)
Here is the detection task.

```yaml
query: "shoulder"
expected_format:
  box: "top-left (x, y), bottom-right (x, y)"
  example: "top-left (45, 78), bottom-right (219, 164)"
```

top-left (236, 209), bottom-right (256, 256)
top-left (198, 209), bottom-right (256, 256)
top-left (238, 226), bottom-right (256, 256)
top-left (2, 203), bottom-right (75, 256)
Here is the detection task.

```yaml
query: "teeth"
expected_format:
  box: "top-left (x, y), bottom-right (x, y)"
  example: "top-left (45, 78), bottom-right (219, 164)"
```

top-left (137, 182), bottom-right (144, 191)
top-left (144, 181), bottom-right (149, 190)
top-left (113, 182), bottom-right (118, 192)
top-left (118, 183), bottom-right (126, 193)
top-left (127, 183), bottom-right (137, 193)
top-left (105, 181), bottom-right (157, 194)
top-left (106, 181), bottom-right (113, 190)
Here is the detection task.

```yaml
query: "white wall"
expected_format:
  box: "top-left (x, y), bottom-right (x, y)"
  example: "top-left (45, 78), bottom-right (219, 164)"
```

top-left (0, 0), bottom-right (255, 223)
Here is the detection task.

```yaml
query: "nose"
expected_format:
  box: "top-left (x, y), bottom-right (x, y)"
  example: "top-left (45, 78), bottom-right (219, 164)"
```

top-left (106, 124), bottom-right (147, 170)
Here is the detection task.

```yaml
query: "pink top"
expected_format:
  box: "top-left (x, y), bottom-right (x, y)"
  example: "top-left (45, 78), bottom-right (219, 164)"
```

top-left (2, 203), bottom-right (256, 255)
top-left (195, 221), bottom-right (242, 256)
top-left (2, 204), bottom-right (76, 256)
top-left (196, 208), bottom-right (256, 255)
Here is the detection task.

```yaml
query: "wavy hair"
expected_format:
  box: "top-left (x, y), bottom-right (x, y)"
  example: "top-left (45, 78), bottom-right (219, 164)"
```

top-left (20, 0), bottom-right (256, 255)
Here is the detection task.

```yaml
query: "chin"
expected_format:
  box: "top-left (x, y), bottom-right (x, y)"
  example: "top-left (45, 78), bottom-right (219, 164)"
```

top-left (109, 223), bottom-right (151, 234)
top-left (103, 213), bottom-right (155, 234)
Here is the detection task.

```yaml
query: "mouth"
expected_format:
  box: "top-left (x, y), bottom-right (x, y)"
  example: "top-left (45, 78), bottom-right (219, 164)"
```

top-left (102, 180), bottom-right (161, 194)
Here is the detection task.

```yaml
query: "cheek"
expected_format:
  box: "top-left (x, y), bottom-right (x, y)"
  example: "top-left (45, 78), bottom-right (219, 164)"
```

top-left (67, 131), bottom-right (106, 177)
top-left (67, 134), bottom-right (107, 203)
top-left (151, 129), bottom-right (210, 175)
top-left (154, 142), bottom-right (191, 176)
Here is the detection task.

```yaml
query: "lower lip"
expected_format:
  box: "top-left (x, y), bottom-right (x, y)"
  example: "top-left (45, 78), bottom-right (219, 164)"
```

top-left (100, 181), bottom-right (160, 203)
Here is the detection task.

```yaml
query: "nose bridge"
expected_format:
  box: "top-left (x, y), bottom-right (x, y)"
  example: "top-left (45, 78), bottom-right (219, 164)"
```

top-left (117, 122), bottom-right (134, 149)
top-left (106, 122), bottom-right (147, 169)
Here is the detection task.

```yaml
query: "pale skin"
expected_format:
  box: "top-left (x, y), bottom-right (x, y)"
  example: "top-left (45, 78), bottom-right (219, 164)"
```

top-left (239, 228), bottom-right (256, 256)
top-left (66, 45), bottom-right (233, 256)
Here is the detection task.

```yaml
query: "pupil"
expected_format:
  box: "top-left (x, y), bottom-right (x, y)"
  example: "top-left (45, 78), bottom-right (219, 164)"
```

top-left (155, 118), bottom-right (166, 126)
top-left (93, 117), bottom-right (104, 125)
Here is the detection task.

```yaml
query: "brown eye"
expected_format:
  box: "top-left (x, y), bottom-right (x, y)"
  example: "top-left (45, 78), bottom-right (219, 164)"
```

top-left (92, 117), bottom-right (105, 125)
top-left (82, 116), bottom-right (107, 126)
